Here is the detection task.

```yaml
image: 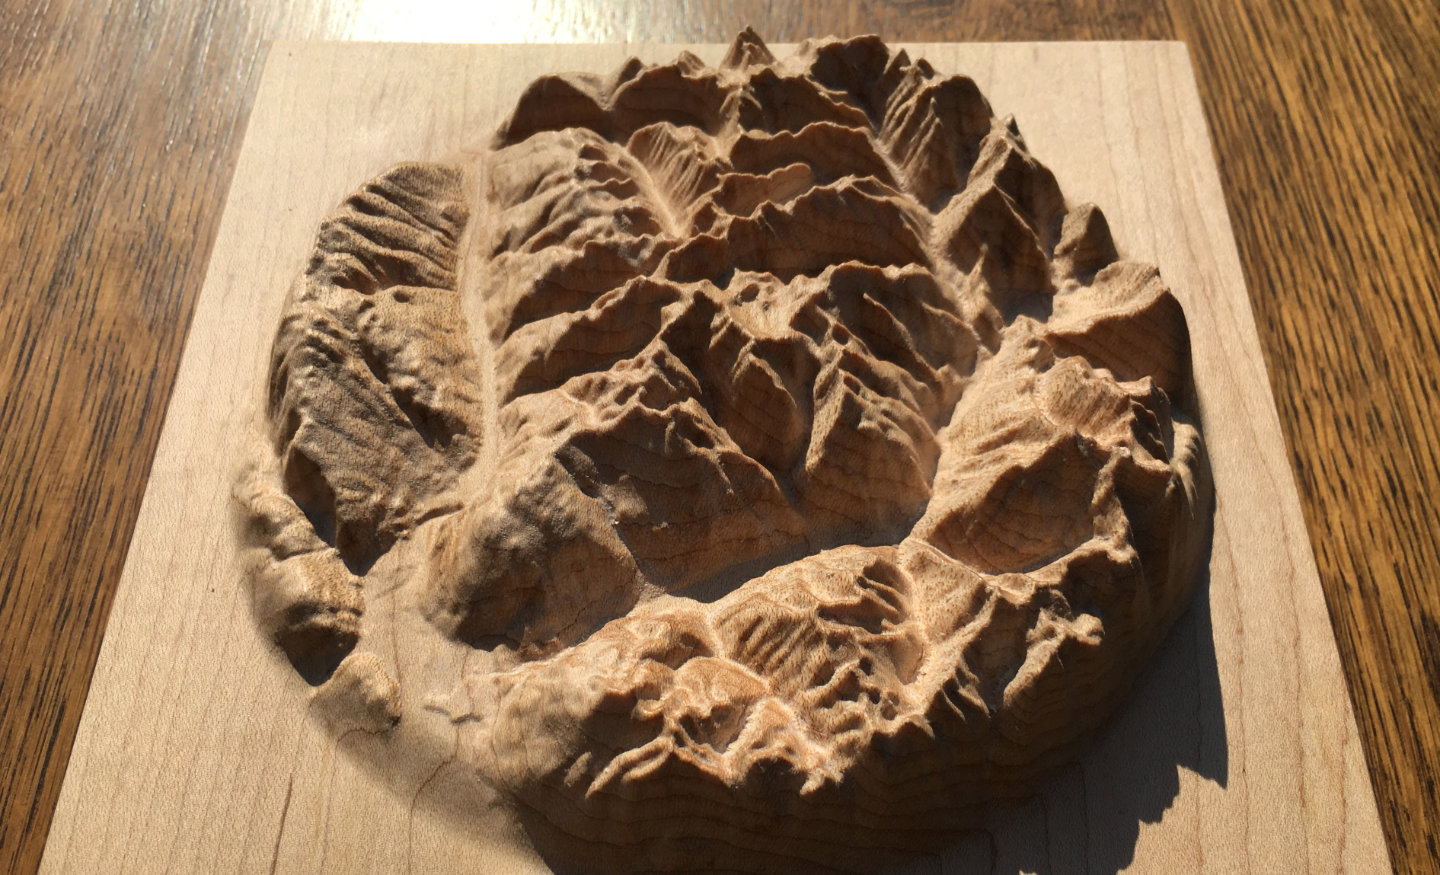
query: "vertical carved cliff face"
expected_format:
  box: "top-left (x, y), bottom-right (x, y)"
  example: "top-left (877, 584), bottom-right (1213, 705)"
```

top-left (239, 30), bottom-right (1212, 870)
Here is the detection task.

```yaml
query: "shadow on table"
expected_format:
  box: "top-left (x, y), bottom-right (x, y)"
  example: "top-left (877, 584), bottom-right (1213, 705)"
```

top-left (912, 542), bottom-right (1229, 875)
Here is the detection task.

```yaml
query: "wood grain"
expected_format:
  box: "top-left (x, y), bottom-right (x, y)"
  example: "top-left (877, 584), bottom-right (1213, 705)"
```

top-left (1, 3), bottom-right (1435, 873)
top-left (28, 40), bottom-right (1385, 874)
top-left (218, 36), bottom-right (1219, 871)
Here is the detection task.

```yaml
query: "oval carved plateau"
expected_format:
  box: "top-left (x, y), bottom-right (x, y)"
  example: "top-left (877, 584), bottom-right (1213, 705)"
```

top-left (236, 30), bottom-right (1213, 872)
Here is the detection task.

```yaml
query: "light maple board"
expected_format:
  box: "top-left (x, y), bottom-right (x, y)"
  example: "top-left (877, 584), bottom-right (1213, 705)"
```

top-left (39, 42), bottom-right (1387, 873)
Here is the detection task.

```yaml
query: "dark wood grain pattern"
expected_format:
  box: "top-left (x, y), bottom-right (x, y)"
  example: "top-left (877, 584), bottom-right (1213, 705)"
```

top-left (1, 2), bottom-right (1434, 872)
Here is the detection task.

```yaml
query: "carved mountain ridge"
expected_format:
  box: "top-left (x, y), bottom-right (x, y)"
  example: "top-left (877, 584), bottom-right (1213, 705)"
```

top-left (237, 30), bottom-right (1213, 871)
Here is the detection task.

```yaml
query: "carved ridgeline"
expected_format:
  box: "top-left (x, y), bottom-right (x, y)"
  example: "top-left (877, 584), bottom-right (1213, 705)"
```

top-left (235, 29), bottom-right (1212, 870)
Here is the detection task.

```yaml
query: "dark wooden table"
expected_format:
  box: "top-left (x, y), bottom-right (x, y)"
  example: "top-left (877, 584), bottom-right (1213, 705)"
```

top-left (2, 2), bottom-right (1435, 871)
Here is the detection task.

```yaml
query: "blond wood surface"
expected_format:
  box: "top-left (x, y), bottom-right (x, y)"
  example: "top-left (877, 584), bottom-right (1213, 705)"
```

top-left (32, 42), bottom-right (1385, 873)
top-left (6, 6), bottom-right (1438, 874)
top-left (226, 34), bottom-right (1214, 870)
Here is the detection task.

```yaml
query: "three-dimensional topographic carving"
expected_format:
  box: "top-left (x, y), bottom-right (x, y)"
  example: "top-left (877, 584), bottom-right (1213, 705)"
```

top-left (237, 30), bottom-right (1213, 871)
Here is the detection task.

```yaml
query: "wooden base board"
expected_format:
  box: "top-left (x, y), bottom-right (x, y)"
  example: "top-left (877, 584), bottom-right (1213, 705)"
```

top-left (38, 41), bottom-right (1387, 873)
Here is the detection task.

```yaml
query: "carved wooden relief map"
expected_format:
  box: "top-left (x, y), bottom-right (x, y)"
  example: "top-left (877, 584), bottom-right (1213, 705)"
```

top-left (235, 31), bottom-right (1210, 870)
top-left (42, 36), bottom-right (1387, 875)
